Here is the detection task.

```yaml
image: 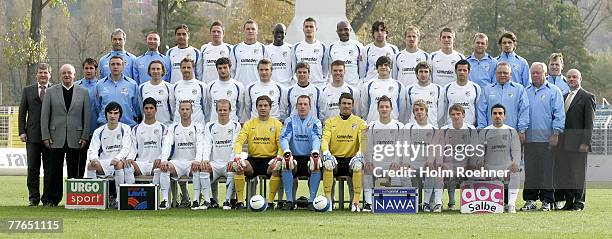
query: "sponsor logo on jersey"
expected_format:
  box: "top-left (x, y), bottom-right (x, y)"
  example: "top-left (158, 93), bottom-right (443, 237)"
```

top-left (106, 144), bottom-right (122, 150)
top-left (215, 139), bottom-right (232, 144)
top-left (437, 70), bottom-right (454, 75)
top-left (272, 62), bottom-right (287, 67)
top-left (144, 140), bottom-right (157, 146)
top-left (241, 59), bottom-right (257, 63)
top-left (178, 142), bottom-right (194, 147)
top-left (300, 57), bottom-right (318, 62)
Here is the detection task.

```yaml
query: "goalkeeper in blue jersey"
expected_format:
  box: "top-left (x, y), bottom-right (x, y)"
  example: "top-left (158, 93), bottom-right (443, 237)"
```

top-left (280, 95), bottom-right (323, 210)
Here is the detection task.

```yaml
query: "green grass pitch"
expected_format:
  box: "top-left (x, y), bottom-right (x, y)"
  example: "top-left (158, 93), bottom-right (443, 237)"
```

top-left (1, 176), bottom-right (611, 238)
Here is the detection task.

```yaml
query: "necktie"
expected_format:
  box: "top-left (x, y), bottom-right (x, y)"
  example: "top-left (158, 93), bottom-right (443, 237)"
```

top-left (39, 85), bottom-right (46, 101)
top-left (565, 91), bottom-right (575, 112)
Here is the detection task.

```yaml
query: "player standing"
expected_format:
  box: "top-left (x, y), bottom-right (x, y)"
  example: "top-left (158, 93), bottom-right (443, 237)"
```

top-left (429, 27), bottom-right (465, 87)
top-left (286, 62), bottom-right (324, 118)
top-left (361, 56), bottom-right (406, 123)
top-left (466, 33), bottom-right (498, 89)
top-left (321, 60), bottom-right (361, 121)
top-left (364, 21), bottom-right (399, 82)
top-left (166, 24), bottom-right (201, 84)
top-left (268, 23), bottom-right (295, 88)
top-left (393, 26), bottom-right (429, 87)
top-left (205, 57), bottom-right (245, 122)
top-left (547, 53), bottom-right (570, 95)
top-left (231, 19), bottom-right (270, 87)
top-left (245, 59), bottom-right (287, 121)
top-left (496, 31), bottom-right (530, 88)
top-left (440, 60), bottom-right (481, 126)
top-left (406, 61), bottom-right (443, 127)
top-left (172, 58), bottom-right (207, 124)
top-left (200, 21), bottom-right (233, 83)
top-left (138, 60), bottom-right (174, 125)
top-left (291, 17), bottom-right (329, 88)
top-left (328, 21), bottom-right (365, 87)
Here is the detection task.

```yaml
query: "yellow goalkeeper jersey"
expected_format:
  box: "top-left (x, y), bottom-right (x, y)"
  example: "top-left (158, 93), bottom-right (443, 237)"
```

top-left (321, 114), bottom-right (367, 158)
top-left (233, 117), bottom-right (283, 158)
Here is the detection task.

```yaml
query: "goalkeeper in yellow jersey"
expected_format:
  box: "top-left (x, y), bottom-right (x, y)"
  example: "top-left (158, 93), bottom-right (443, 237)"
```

top-left (231, 95), bottom-right (284, 210)
top-left (321, 92), bottom-right (367, 212)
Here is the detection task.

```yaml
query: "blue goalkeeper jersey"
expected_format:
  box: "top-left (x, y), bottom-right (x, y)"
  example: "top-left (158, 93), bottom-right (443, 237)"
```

top-left (280, 114), bottom-right (322, 156)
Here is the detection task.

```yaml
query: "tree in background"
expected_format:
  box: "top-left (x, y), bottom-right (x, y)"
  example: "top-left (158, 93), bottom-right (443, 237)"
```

top-left (464, 0), bottom-right (596, 94)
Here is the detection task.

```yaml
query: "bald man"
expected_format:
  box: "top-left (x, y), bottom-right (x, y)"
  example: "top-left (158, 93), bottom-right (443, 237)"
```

top-left (268, 23), bottom-right (294, 88)
top-left (41, 64), bottom-right (91, 205)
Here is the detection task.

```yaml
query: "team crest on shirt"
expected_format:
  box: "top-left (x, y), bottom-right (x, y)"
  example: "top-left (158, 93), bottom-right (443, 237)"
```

top-left (541, 94), bottom-right (546, 100)
top-left (269, 90), bottom-right (275, 96)
top-left (508, 92), bottom-right (513, 98)
top-left (227, 90), bottom-right (233, 96)
top-left (352, 123), bottom-right (357, 130)
top-left (416, 58), bottom-right (422, 62)
top-left (451, 60), bottom-right (457, 66)
top-left (314, 49), bottom-right (320, 54)
top-left (254, 48), bottom-right (260, 54)
top-left (465, 91), bottom-right (471, 97)
top-left (116, 134), bottom-right (121, 140)
top-left (159, 89), bottom-right (164, 95)
top-left (430, 91), bottom-right (435, 97)
top-left (192, 89), bottom-right (198, 95)
top-left (189, 131), bottom-right (194, 137)
top-left (349, 49), bottom-right (354, 55)
top-left (309, 93), bottom-right (314, 98)
top-left (269, 126), bottom-right (276, 132)
top-left (483, 64), bottom-right (490, 71)
top-left (502, 135), bottom-right (508, 140)
top-left (228, 129), bottom-right (233, 134)
top-left (282, 51), bottom-right (288, 57)
top-left (426, 132), bottom-right (433, 138)
top-left (388, 86), bottom-right (394, 92)
top-left (220, 50), bottom-right (227, 56)
top-left (121, 87), bottom-right (129, 95)
top-left (154, 129), bottom-right (159, 135)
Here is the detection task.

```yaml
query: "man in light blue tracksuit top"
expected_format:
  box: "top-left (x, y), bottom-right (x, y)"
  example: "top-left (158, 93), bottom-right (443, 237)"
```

top-left (133, 31), bottom-right (169, 85)
top-left (279, 95), bottom-right (322, 210)
top-left (477, 61), bottom-right (530, 142)
top-left (466, 32), bottom-right (498, 89)
top-left (496, 31), bottom-right (530, 88)
top-left (521, 62), bottom-right (565, 212)
top-left (546, 53), bottom-right (570, 95)
top-left (93, 56), bottom-right (141, 127)
top-left (99, 28), bottom-right (137, 79)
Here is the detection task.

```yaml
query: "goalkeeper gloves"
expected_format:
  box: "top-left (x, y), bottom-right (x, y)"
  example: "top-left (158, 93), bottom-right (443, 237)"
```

top-left (308, 151), bottom-right (322, 171)
top-left (322, 151), bottom-right (337, 170)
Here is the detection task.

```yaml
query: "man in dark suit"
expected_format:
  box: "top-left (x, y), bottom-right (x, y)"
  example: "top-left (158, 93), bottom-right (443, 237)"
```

top-left (18, 63), bottom-right (52, 206)
top-left (556, 68), bottom-right (595, 211)
top-left (41, 64), bottom-right (91, 206)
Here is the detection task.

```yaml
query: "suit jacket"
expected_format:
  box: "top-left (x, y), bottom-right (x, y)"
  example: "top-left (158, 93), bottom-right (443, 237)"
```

top-left (40, 84), bottom-right (90, 149)
top-left (561, 88), bottom-right (595, 152)
top-left (19, 83), bottom-right (51, 143)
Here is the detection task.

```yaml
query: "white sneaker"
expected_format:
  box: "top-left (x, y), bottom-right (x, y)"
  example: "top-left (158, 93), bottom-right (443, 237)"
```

top-left (432, 204), bottom-right (442, 213)
top-left (351, 202), bottom-right (361, 212)
top-left (508, 204), bottom-right (516, 213)
top-left (199, 201), bottom-right (210, 210)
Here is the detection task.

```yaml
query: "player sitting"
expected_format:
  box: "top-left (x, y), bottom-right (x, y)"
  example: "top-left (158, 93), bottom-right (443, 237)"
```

top-left (86, 102), bottom-right (132, 208)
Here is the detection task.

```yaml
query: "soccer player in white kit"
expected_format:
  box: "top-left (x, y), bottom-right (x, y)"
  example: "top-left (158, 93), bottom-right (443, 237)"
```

top-left (321, 60), bottom-right (361, 121)
top-left (166, 24), bottom-right (201, 84)
top-left (328, 21), bottom-right (365, 87)
top-left (268, 23), bottom-right (294, 88)
top-left (138, 60), bottom-right (174, 125)
top-left (364, 96), bottom-right (404, 212)
top-left (124, 97), bottom-right (170, 208)
top-left (429, 27), bottom-right (465, 87)
top-left (407, 61), bottom-right (444, 127)
top-left (364, 21), bottom-right (399, 82)
top-left (160, 101), bottom-right (206, 210)
top-left (438, 104), bottom-right (479, 210)
top-left (393, 26), bottom-right (430, 87)
top-left (205, 57), bottom-right (245, 123)
top-left (440, 59), bottom-right (481, 126)
top-left (231, 19), bottom-right (270, 87)
top-left (478, 104), bottom-right (522, 213)
top-left (172, 58), bottom-right (207, 124)
top-left (287, 62), bottom-right (324, 118)
top-left (245, 59), bottom-right (287, 121)
top-left (200, 21), bottom-right (233, 83)
top-left (361, 56), bottom-right (406, 123)
top-left (86, 102), bottom-right (132, 208)
top-left (402, 100), bottom-right (443, 213)
top-left (291, 17), bottom-right (328, 88)
top-left (202, 99), bottom-right (241, 210)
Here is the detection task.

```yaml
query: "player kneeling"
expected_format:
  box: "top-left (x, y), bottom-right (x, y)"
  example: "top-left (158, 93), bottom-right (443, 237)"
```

top-left (280, 95), bottom-right (323, 210)
top-left (160, 102), bottom-right (207, 210)
top-left (232, 96), bottom-right (284, 209)
top-left (123, 97), bottom-right (170, 208)
top-left (321, 93), bottom-right (367, 212)
top-left (86, 102), bottom-right (132, 208)
top-left (203, 100), bottom-right (242, 210)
